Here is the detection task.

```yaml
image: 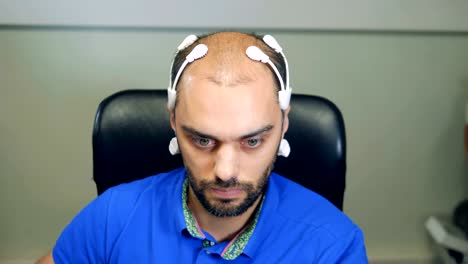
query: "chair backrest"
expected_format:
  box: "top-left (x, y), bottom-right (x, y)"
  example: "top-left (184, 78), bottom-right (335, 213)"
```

top-left (92, 89), bottom-right (347, 210)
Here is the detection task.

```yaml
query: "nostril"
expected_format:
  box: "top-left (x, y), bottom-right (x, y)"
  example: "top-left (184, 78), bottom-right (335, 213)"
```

top-left (214, 162), bottom-right (237, 182)
top-left (214, 158), bottom-right (239, 182)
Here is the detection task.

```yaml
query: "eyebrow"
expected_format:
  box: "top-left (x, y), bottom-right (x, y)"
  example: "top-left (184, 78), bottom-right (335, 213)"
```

top-left (180, 124), bottom-right (274, 141)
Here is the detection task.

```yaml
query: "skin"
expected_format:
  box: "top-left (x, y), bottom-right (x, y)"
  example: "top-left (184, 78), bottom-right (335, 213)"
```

top-left (37, 32), bottom-right (290, 263)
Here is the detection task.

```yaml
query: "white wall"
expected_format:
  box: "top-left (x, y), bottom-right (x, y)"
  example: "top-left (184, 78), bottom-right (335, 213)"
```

top-left (1, 28), bottom-right (468, 262)
top-left (2, 0), bottom-right (468, 31)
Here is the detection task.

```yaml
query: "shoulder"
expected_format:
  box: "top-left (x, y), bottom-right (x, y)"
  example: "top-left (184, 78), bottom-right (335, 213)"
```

top-left (106, 167), bottom-right (185, 196)
top-left (53, 168), bottom-right (187, 262)
top-left (268, 173), bottom-right (359, 240)
top-left (63, 167), bottom-right (185, 225)
top-left (253, 174), bottom-right (368, 261)
top-left (103, 167), bottom-right (185, 210)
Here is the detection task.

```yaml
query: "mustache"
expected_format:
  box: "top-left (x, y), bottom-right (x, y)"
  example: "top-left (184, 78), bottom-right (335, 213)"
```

top-left (201, 177), bottom-right (250, 189)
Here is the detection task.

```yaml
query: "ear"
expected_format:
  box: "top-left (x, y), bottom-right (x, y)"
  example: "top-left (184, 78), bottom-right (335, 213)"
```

top-left (168, 105), bottom-right (176, 132)
top-left (281, 105), bottom-right (291, 137)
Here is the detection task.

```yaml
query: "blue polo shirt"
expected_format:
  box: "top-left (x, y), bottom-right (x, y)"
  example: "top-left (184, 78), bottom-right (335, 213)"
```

top-left (53, 168), bottom-right (368, 263)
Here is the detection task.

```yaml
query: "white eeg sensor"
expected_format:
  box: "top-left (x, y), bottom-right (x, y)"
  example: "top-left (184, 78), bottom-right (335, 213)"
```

top-left (246, 46), bottom-right (270, 63)
top-left (177, 34), bottom-right (198, 51)
top-left (186, 44), bottom-right (208, 62)
top-left (169, 137), bottom-right (180, 155)
top-left (263, 35), bottom-right (282, 52)
top-left (277, 138), bottom-right (291, 157)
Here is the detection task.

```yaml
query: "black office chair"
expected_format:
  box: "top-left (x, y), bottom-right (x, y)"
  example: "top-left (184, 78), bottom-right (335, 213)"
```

top-left (92, 89), bottom-right (347, 210)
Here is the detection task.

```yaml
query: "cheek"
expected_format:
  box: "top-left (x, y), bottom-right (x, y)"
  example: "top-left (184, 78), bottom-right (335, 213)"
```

top-left (178, 138), bottom-right (214, 175)
top-left (238, 143), bottom-right (278, 179)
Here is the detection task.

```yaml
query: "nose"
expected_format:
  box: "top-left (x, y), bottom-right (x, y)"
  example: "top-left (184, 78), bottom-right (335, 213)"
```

top-left (214, 144), bottom-right (240, 182)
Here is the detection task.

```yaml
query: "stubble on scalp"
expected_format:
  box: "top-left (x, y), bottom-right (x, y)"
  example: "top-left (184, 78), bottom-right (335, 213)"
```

top-left (176, 32), bottom-right (278, 106)
top-left (196, 32), bottom-right (272, 86)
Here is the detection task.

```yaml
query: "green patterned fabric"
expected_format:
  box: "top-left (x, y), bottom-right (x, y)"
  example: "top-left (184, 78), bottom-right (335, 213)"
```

top-left (221, 195), bottom-right (264, 260)
top-left (182, 177), bottom-right (264, 260)
top-left (182, 178), bottom-right (205, 239)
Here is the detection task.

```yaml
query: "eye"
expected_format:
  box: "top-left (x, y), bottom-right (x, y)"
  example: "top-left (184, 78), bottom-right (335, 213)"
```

top-left (243, 137), bottom-right (263, 149)
top-left (192, 136), bottom-right (215, 148)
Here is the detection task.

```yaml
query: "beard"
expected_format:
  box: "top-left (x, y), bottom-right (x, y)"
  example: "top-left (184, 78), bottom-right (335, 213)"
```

top-left (186, 160), bottom-right (275, 218)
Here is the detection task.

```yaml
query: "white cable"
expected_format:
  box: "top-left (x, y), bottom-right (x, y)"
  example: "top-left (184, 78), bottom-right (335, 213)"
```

top-left (168, 35), bottom-right (198, 89)
top-left (246, 45), bottom-right (290, 110)
top-left (245, 46), bottom-right (285, 92)
top-left (263, 35), bottom-right (290, 91)
top-left (167, 44), bottom-right (208, 109)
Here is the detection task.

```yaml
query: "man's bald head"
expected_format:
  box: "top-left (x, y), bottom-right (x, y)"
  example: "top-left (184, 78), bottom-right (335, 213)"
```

top-left (170, 32), bottom-right (286, 109)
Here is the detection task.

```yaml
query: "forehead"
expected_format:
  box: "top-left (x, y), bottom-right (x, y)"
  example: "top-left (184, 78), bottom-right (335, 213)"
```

top-left (176, 60), bottom-right (280, 138)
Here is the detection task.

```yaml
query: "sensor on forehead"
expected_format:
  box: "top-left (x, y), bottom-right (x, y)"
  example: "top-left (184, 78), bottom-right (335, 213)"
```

top-left (246, 46), bottom-right (291, 110)
top-left (167, 43), bottom-right (208, 109)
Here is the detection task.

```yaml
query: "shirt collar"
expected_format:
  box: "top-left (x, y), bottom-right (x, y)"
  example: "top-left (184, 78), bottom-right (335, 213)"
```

top-left (181, 176), bottom-right (264, 260)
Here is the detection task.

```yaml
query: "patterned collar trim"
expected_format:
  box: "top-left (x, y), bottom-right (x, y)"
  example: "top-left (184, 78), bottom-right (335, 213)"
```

top-left (182, 177), bottom-right (264, 260)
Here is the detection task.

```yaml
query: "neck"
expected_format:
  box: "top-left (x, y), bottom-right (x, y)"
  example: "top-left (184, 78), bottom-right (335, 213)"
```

top-left (187, 187), bottom-right (262, 242)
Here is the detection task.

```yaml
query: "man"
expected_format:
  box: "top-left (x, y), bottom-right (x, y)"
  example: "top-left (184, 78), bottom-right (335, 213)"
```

top-left (38, 31), bottom-right (368, 263)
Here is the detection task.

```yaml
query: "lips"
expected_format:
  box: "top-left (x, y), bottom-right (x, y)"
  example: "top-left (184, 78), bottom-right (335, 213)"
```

top-left (210, 187), bottom-right (243, 199)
